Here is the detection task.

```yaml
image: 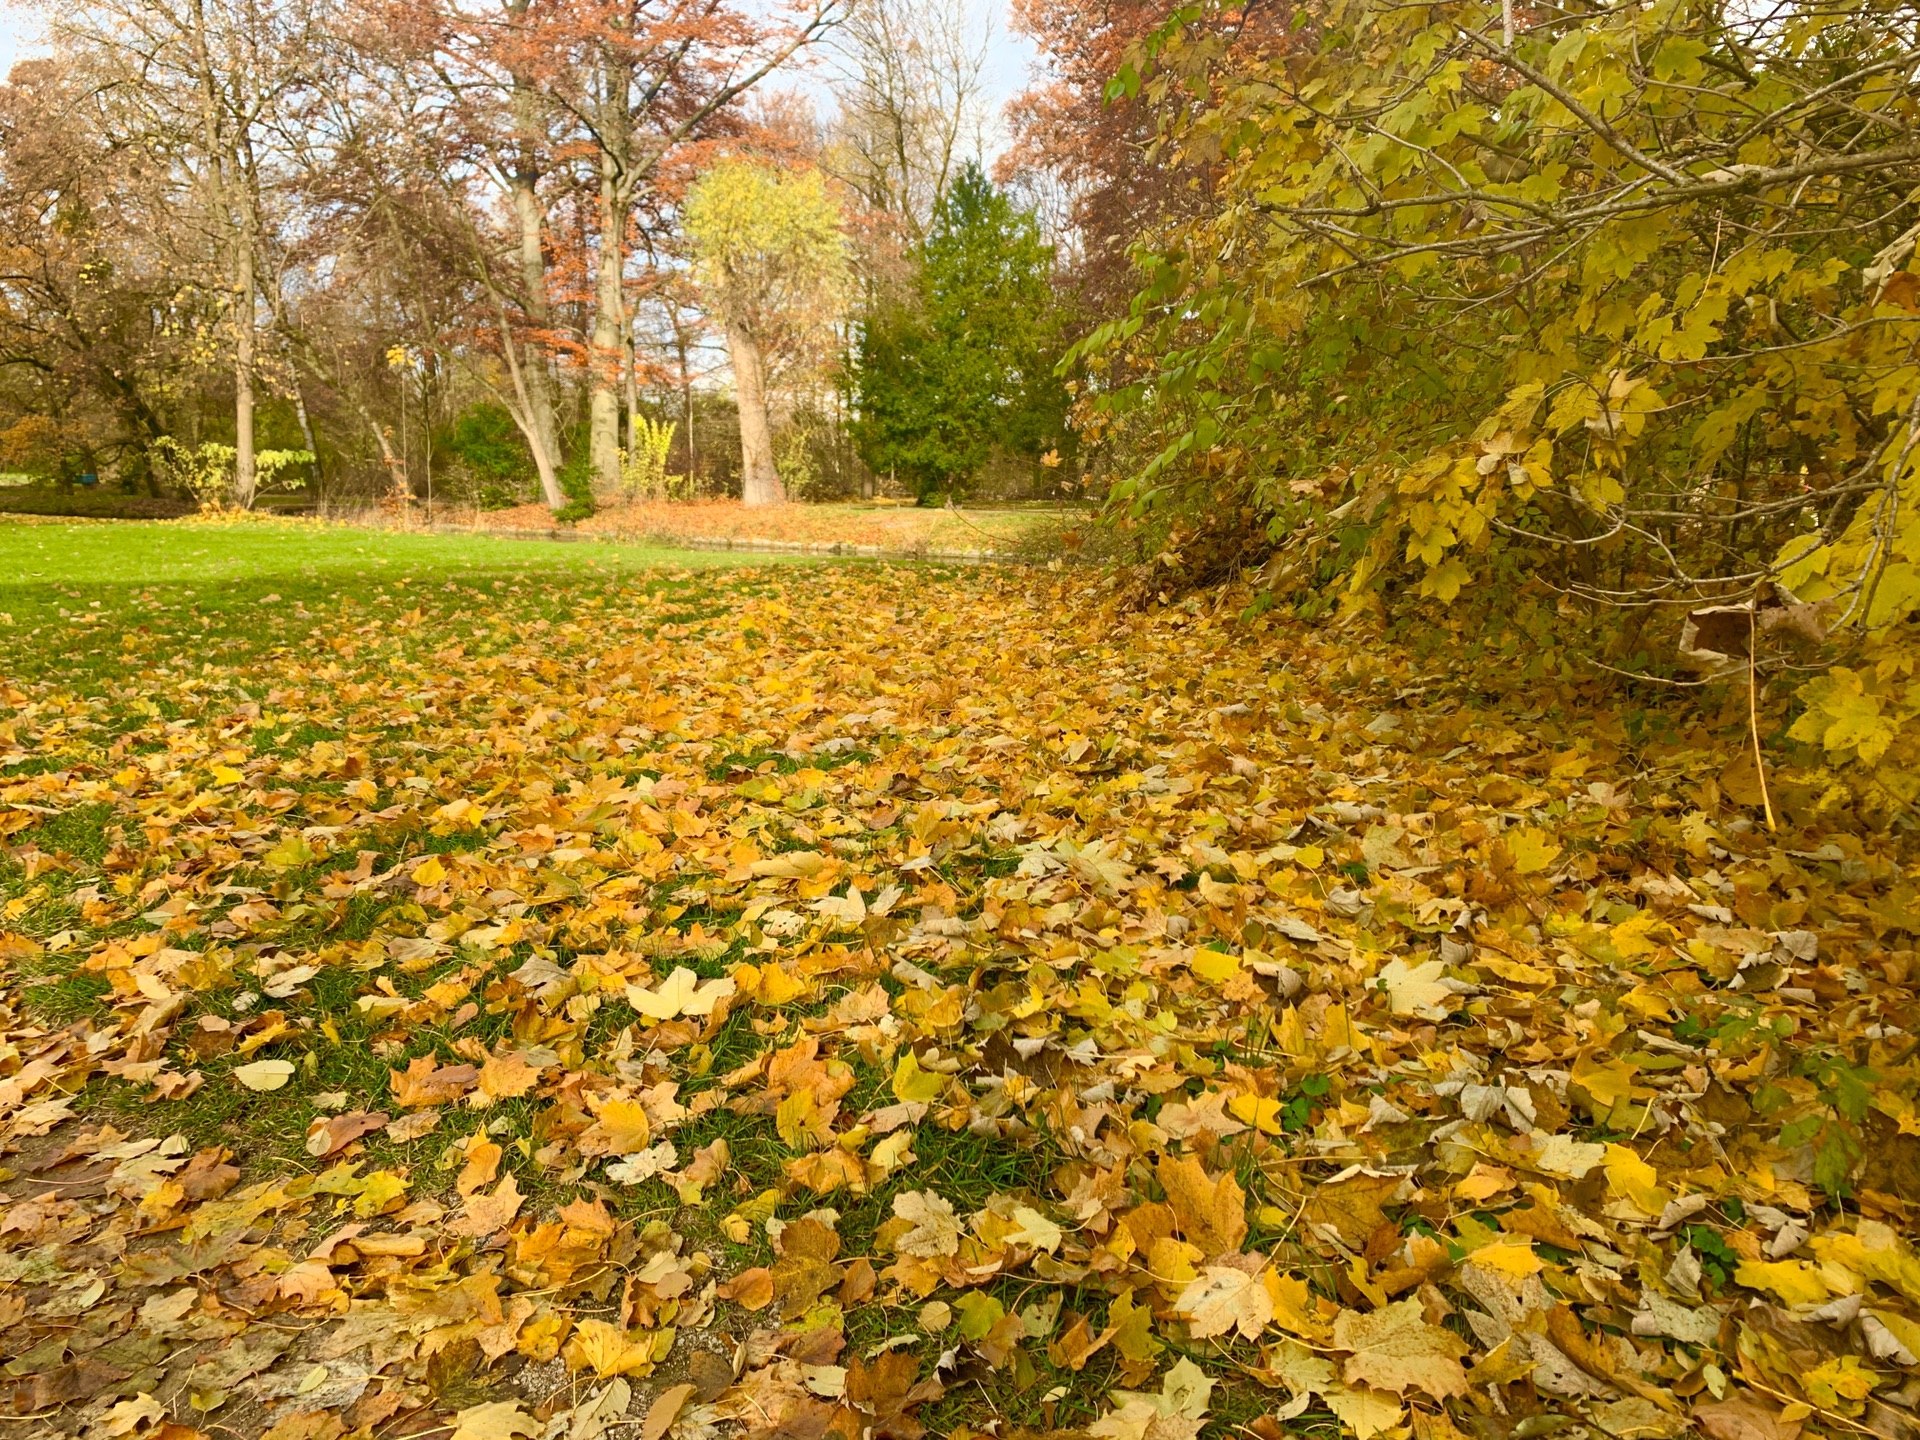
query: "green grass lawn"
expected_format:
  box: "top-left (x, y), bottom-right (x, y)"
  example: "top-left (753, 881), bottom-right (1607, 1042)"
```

top-left (0, 517), bottom-right (802, 690)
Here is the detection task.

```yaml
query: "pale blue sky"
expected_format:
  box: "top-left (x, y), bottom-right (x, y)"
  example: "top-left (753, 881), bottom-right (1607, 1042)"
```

top-left (0, 4), bottom-right (42, 75)
top-left (0, 2), bottom-right (1039, 127)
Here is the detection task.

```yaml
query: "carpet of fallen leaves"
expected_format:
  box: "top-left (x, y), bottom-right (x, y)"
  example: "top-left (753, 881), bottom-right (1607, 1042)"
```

top-left (477, 501), bottom-right (1051, 553)
top-left (3, 561), bottom-right (1920, 1440)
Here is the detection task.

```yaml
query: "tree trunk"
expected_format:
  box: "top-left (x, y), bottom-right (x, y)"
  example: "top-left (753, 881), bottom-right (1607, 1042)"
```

top-left (588, 148), bottom-right (628, 497)
top-left (289, 364), bottom-right (320, 494)
top-left (584, 36), bottom-right (635, 500)
top-left (233, 230), bottom-right (256, 507)
top-left (504, 18), bottom-right (562, 489)
top-left (460, 198), bottom-right (565, 510)
top-left (676, 309), bottom-right (696, 490)
top-left (624, 311), bottom-right (640, 494)
top-left (728, 322), bottom-right (783, 506)
top-left (365, 411), bottom-right (408, 497)
top-left (497, 312), bottom-right (565, 510)
top-left (508, 162), bottom-right (562, 483)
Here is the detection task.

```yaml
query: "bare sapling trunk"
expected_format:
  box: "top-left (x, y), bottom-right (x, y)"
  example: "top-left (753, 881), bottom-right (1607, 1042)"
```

top-left (459, 184), bottom-right (566, 511)
top-left (727, 322), bottom-right (783, 506)
top-left (587, 178), bottom-right (626, 494)
top-left (283, 341), bottom-right (320, 491)
top-left (510, 177), bottom-right (564, 482)
top-left (624, 314), bottom-right (640, 490)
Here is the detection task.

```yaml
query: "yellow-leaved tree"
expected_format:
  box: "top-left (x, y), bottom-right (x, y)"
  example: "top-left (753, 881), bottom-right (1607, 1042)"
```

top-left (683, 159), bottom-right (849, 507)
top-left (1078, 0), bottom-right (1920, 818)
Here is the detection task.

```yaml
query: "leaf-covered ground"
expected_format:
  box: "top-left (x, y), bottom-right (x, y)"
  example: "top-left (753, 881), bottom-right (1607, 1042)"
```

top-left (480, 499), bottom-right (1070, 554)
top-left (2, 519), bottom-right (1918, 1440)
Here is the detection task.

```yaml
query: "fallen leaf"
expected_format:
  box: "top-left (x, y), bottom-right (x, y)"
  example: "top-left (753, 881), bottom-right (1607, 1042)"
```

top-left (565, 1318), bottom-right (659, 1378)
top-left (447, 1174), bottom-right (523, 1238)
top-left (1177, 1265), bottom-right (1275, 1340)
top-left (1333, 1297), bottom-right (1471, 1398)
top-left (640, 1382), bottom-right (695, 1440)
top-left (893, 1189), bottom-right (963, 1258)
top-left (458, 1136), bottom-right (503, 1196)
top-left (450, 1400), bottom-right (538, 1440)
top-left (717, 1267), bottom-right (775, 1311)
top-left (625, 966), bottom-right (735, 1020)
top-left (232, 1059), bottom-right (295, 1092)
top-left (304, 1110), bottom-right (389, 1158)
top-left (1158, 1155), bottom-right (1247, 1258)
top-left (477, 1050), bottom-right (540, 1103)
top-left (1693, 1395), bottom-right (1804, 1440)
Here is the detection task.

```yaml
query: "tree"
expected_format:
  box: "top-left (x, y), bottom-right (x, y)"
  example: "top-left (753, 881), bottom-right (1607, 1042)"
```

top-left (684, 158), bottom-right (847, 507)
top-left (1083, 0), bottom-right (1920, 809)
top-left (58, 0), bottom-right (326, 507)
top-left (998, 1), bottom-right (1291, 318)
top-left (525, 0), bottom-right (848, 499)
top-left (852, 163), bottom-right (1068, 501)
top-left (825, 0), bottom-right (989, 245)
top-left (0, 58), bottom-right (177, 479)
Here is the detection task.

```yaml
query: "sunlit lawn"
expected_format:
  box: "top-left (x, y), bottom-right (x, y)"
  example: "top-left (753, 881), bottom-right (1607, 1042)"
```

top-left (0, 517), bottom-right (804, 690)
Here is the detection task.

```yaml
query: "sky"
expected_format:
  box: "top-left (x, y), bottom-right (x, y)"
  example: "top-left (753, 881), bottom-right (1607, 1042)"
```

top-left (980, 4), bottom-right (1043, 158)
top-left (0, 5), bottom-right (40, 75)
top-left (0, 1), bottom-right (1041, 133)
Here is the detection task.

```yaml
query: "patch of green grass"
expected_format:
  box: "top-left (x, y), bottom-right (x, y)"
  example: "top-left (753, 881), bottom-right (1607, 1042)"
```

top-left (22, 814), bottom-right (117, 877)
top-left (0, 518), bottom-right (811, 692)
top-left (22, 971), bottom-right (111, 1024)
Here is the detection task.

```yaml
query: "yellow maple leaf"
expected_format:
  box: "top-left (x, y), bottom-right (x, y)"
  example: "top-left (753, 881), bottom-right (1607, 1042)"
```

top-left (1191, 948), bottom-right (1242, 984)
top-left (891, 1049), bottom-right (946, 1104)
top-left (776, 1089), bottom-right (829, 1150)
top-left (564, 1318), bottom-right (658, 1378)
top-left (1228, 1093), bottom-right (1284, 1134)
top-left (476, 1052), bottom-right (539, 1104)
top-left (1506, 828), bottom-right (1562, 875)
top-left (450, 1400), bottom-right (538, 1440)
top-left (1603, 1144), bottom-right (1671, 1216)
top-left (1267, 1269), bottom-right (1332, 1340)
top-left (1177, 1265), bottom-right (1273, 1340)
top-left (1333, 1297), bottom-right (1470, 1398)
top-left (1325, 1385), bottom-right (1407, 1440)
top-left (580, 1098), bottom-right (651, 1157)
top-left (1156, 1154), bottom-right (1247, 1259)
top-left (625, 966), bottom-right (735, 1020)
top-left (1471, 1238), bottom-right (1542, 1278)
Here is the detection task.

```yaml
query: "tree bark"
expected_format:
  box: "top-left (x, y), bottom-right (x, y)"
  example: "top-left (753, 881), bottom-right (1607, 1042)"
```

top-left (624, 309), bottom-right (640, 492)
top-left (233, 223), bottom-right (256, 507)
top-left (588, 159), bottom-right (626, 495)
top-left (364, 410), bottom-right (408, 497)
top-left (502, 0), bottom-right (563, 492)
top-left (491, 288), bottom-right (566, 509)
top-left (508, 129), bottom-right (562, 485)
top-left (727, 321), bottom-right (783, 506)
top-left (288, 360), bottom-right (320, 493)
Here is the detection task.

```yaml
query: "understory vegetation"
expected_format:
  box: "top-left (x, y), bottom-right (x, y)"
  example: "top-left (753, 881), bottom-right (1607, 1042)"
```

top-left (1076, 0), bottom-right (1920, 820)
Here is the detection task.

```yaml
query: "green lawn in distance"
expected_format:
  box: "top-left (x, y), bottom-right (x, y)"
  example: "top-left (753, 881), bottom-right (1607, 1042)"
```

top-left (0, 518), bottom-right (806, 691)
